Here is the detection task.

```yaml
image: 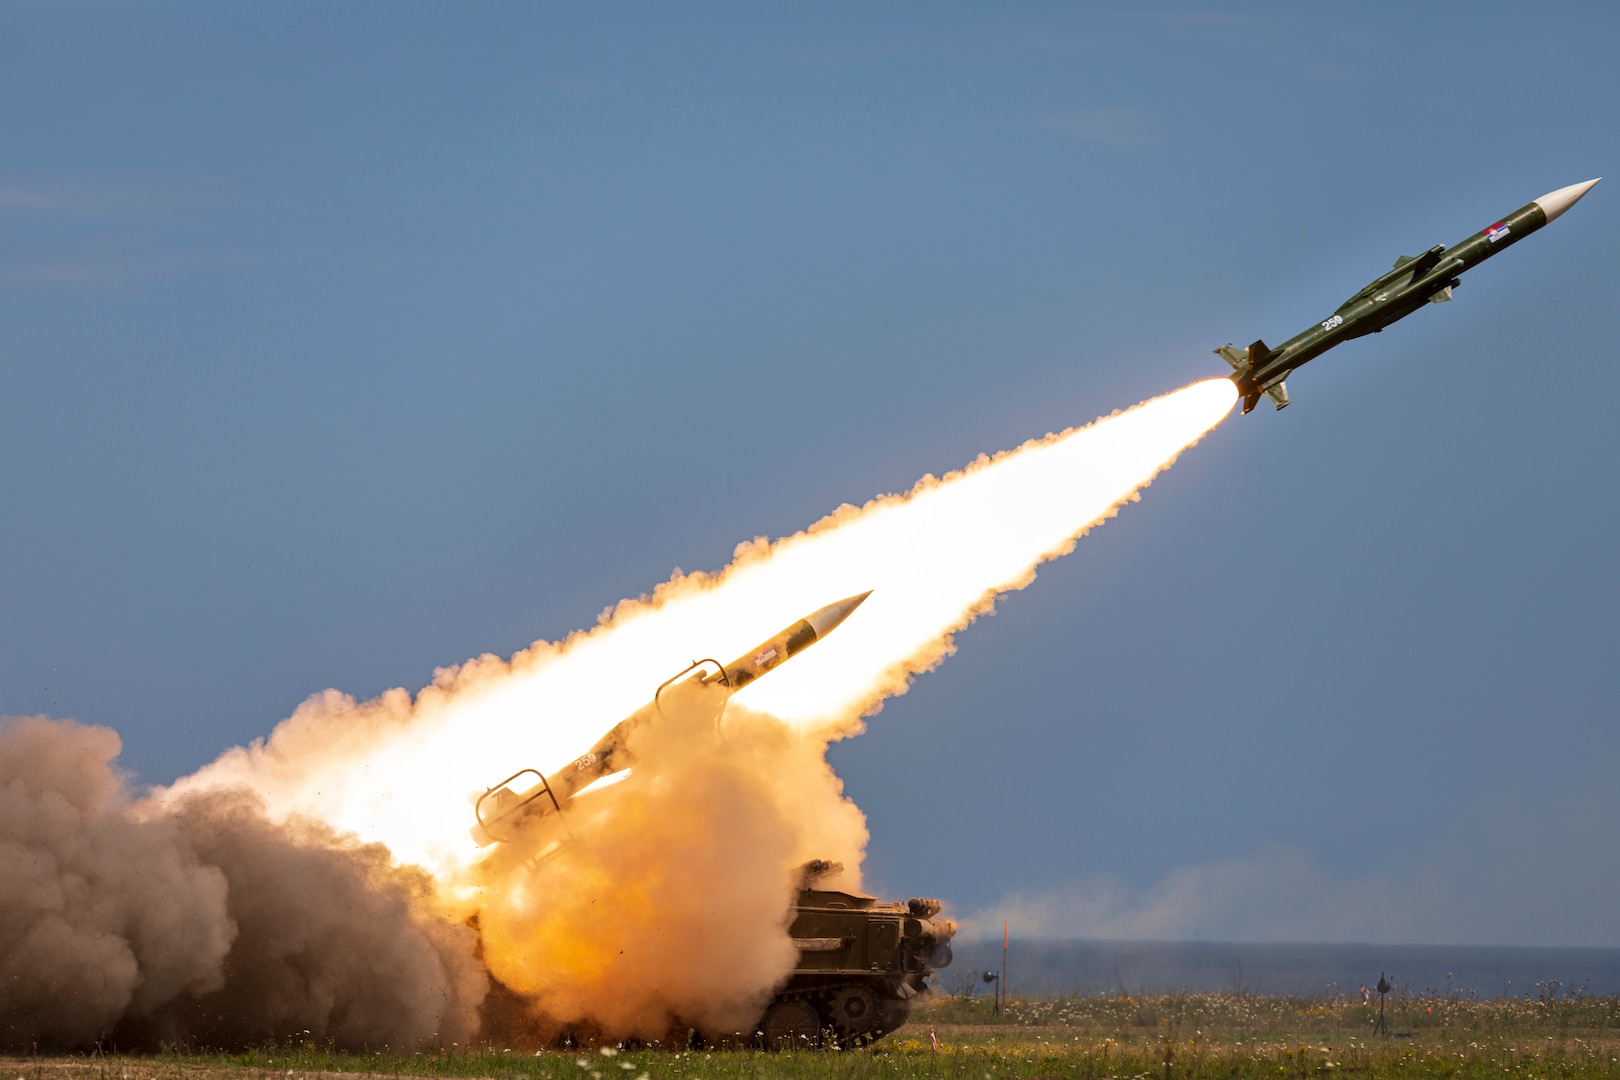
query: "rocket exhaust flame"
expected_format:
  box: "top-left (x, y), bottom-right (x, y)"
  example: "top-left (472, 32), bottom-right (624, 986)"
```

top-left (164, 377), bottom-right (1237, 881)
top-left (3, 376), bottom-right (1237, 1049)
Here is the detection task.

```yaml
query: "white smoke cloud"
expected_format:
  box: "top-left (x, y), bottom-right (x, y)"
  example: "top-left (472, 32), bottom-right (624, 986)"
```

top-left (959, 850), bottom-right (1425, 944)
top-left (961, 798), bottom-right (1620, 947)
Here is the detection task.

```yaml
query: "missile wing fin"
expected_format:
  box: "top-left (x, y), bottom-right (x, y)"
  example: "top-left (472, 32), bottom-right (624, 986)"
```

top-left (1215, 340), bottom-right (1272, 374)
top-left (1262, 379), bottom-right (1291, 410)
top-left (1403, 246), bottom-right (1445, 280)
top-left (1347, 248), bottom-right (1446, 308)
top-left (1214, 343), bottom-right (1250, 373)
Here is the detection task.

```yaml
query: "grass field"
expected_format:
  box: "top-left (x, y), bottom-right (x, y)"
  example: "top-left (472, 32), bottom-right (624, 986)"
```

top-left (9, 991), bottom-right (1620, 1079)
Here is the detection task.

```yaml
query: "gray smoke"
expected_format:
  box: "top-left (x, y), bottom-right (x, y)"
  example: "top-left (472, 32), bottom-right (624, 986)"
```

top-left (0, 717), bottom-right (232, 1048)
top-left (0, 716), bottom-right (486, 1052)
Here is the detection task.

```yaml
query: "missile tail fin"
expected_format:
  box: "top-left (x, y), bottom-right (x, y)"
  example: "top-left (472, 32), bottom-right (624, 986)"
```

top-left (1247, 339), bottom-right (1273, 371)
top-left (1214, 343), bottom-right (1250, 373)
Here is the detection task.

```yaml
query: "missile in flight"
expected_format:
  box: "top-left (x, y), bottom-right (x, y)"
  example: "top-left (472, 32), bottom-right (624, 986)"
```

top-left (1218, 178), bottom-right (1601, 413)
top-left (473, 591), bottom-right (872, 856)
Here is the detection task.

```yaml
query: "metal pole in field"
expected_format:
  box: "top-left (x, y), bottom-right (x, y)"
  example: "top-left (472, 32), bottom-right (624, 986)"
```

top-left (1001, 921), bottom-right (1009, 1016)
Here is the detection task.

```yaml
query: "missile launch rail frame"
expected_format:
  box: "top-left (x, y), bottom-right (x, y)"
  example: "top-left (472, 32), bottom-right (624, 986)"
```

top-left (475, 768), bottom-right (563, 847)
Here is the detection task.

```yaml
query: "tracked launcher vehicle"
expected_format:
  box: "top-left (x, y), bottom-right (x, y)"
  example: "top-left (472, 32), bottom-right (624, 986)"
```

top-left (757, 859), bottom-right (955, 1047)
top-left (470, 594), bottom-right (954, 1047)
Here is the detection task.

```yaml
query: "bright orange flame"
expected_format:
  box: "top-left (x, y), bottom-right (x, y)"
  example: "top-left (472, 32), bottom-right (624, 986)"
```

top-left (162, 378), bottom-right (1237, 881)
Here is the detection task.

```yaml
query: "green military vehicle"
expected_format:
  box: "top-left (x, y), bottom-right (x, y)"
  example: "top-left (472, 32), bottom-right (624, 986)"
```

top-left (751, 860), bottom-right (955, 1048)
top-left (473, 859), bottom-right (953, 1049)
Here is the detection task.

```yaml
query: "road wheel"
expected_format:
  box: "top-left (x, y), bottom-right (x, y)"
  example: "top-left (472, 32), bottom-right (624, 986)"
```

top-left (829, 984), bottom-right (881, 1041)
top-left (760, 999), bottom-right (821, 1049)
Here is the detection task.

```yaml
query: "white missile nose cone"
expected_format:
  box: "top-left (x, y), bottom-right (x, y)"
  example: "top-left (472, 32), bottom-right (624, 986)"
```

top-left (1533, 178), bottom-right (1601, 223)
top-left (805, 590), bottom-right (872, 638)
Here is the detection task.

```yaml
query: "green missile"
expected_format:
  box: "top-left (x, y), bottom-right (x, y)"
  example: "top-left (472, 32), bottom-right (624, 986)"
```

top-left (1218, 178), bottom-right (1600, 414)
top-left (473, 591), bottom-right (871, 849)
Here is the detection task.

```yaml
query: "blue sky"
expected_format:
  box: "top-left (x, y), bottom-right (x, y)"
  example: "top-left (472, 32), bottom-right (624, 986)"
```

top-left (4, 3), bottom-right (1616, 944)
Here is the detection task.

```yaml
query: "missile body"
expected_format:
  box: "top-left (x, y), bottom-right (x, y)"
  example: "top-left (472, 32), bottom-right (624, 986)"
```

top-left (1218, 179), bottom-right (1600, 413)
top-left (473, 591), bottom-right (871, 851)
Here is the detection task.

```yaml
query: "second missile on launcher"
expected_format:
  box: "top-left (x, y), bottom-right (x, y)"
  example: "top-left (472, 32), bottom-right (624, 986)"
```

top-left (472, 591), bottom-right (872, 858)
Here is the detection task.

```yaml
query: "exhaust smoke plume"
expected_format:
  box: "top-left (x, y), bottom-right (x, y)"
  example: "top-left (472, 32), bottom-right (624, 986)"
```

top-left (0, 718), bottom-right (485, 1052)
top-left (477, 702), bottom-right (868, 1041)
top-left (2, 377), bottom-right (1236, 1048)
top-left (0, 718), bottom-right (231, 1049)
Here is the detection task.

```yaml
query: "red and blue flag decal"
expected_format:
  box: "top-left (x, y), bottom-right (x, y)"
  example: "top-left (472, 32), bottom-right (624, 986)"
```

top-left (1485, 221), bottom-right (1511, 243)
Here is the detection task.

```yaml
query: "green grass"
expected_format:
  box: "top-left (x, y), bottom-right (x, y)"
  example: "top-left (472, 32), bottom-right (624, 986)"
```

top-left (8, 991), bottom-right (1620, 1079)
